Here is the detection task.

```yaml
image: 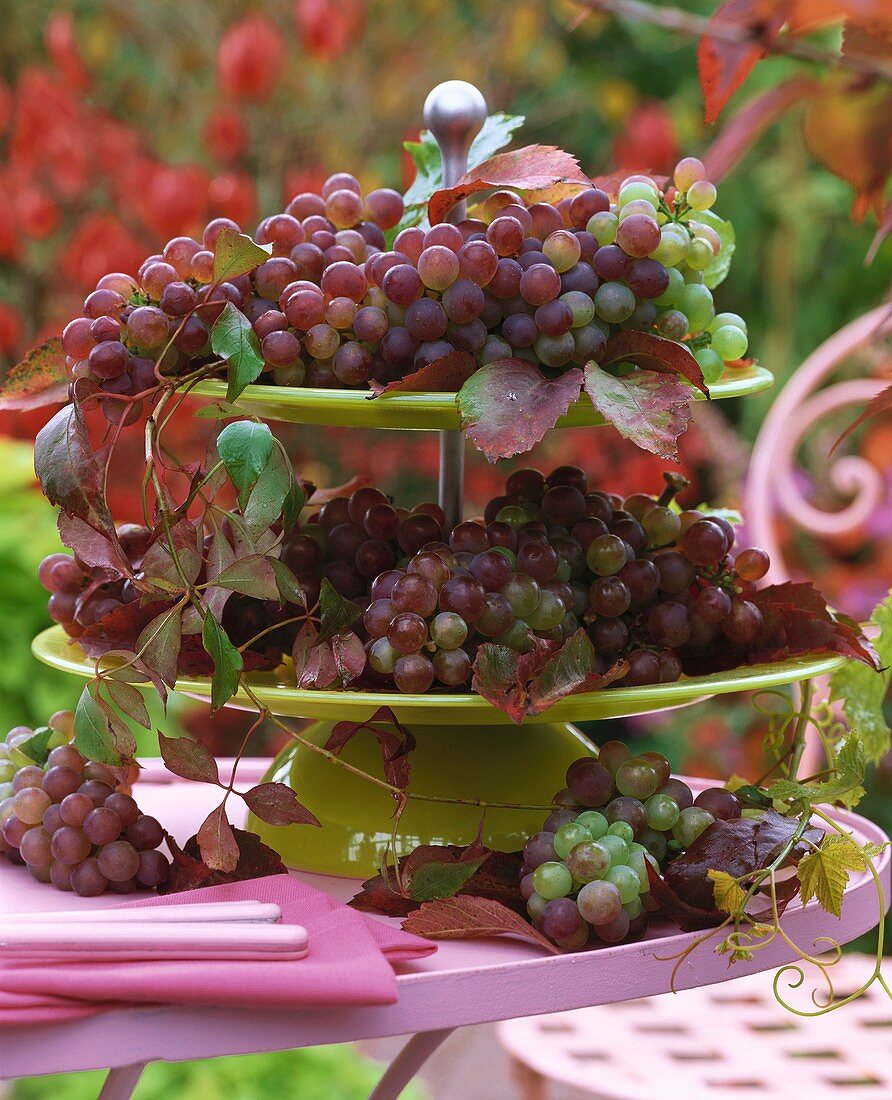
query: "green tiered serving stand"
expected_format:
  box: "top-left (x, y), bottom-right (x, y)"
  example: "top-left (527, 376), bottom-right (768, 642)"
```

top-left (31, 80), bottom-right (824, 880)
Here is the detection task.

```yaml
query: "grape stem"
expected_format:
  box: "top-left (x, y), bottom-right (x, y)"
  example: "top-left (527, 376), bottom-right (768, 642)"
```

top-left (571, 0), bottom-right (892, 82)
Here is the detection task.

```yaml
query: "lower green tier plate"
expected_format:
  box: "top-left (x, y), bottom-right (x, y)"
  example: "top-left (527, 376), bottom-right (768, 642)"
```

top-left (33, 625), bottom-right (843, 725)
top-left (187, 365), bottom-right (773, 430)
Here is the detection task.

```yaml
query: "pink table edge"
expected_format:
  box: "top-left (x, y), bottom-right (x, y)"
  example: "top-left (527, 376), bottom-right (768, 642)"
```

top-left (0, 763), bottom-right (888, 1080)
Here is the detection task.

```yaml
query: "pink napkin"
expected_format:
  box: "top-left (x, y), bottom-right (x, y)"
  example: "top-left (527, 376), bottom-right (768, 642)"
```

top-left (0, 875), bottom-right (435, 1028)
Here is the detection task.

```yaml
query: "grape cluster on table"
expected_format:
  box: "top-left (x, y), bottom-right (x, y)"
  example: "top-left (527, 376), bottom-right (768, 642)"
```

top-left (40, 464), bottom-right (774, 696)
top-left (59, 156), bottom-right (748, 410)
top-left (0, 712), bottom-right (170, 896)
top-left (522, 744), bottom-right (741, 949)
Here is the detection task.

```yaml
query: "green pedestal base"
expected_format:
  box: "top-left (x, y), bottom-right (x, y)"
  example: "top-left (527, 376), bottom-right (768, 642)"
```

top-left (248, 719), bottom-right (597, 878)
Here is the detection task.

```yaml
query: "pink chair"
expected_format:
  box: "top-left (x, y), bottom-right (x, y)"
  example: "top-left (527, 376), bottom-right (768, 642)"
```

top-left (496, 306), bottom-right (892, 1099)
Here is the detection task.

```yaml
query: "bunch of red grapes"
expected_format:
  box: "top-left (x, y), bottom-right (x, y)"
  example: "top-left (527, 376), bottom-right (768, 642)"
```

top-left (40, 465), bottom-right (773, 694)
top-left (520, 743), bottom-right (742, 949)
top-left (0, 712), bottom-right (170, 896)
top-left (58, 157), bottom-right (745, 413)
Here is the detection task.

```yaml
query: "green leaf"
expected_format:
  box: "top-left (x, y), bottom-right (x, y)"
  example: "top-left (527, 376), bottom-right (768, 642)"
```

top-left (768, 734), bottom-right (867, 809)
top-left (201, 614), bottom-right (244, 711)
top-left (211, 303), bottom-right (266, 403)
top-left (214, 554), bottom-right (279, 600)
top-left (408, 850), bottom-right (491, 902)
top-left (193, 400), bottom-right (251, 419)
top-left (136, 607), bottom-right (183, 691)
top-left (395, 112), bottom-right (525, 237)
top-left (830, 591), bottom-right (892, 763)
top-left (15, 726), bottom-right (55, 765)
top-left (243, 446), bottom-right (296, 538)
top-left (74, 686), bottom-right (130, 765)
top-left (699, 210), bottom-right (736, 290)
top-left (796, 833), bottom-right (867, 917)
top-left (213, 227), bottom-right (272, 284)
top-left (708, 869), bottom-right (748, 914)
top-left (105, 678), bottom-right (151, 730)
top-left (317, 578), bottom-right (361, 642)
top-left (270, 557), bottom-right (306, 607)
top-left (216, 420), bottom-right (273, 507)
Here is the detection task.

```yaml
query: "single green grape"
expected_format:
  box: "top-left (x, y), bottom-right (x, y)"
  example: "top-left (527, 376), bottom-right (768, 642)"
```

top-left (491, 546), bottom-right (517, 568)
top-left (623, 896), bottom-right (644, 919)
top-left (566, 840), bottom-right (611, 883)
top-left (576, 810), bottom-right (609, 840)
top-left (619, 182), bottom-right (659, 207)
top-left (495, 505), bottom-right (528, 530)
top-left (653, 265), bottom-right (685, 306)
top-left (606, 864), bottom-right (641, 904)
top-left (711, 325), bottom-right (748, 361)
top-left (676, 283), bottom-right (714, 331)
top-left (645, 793), bottom-right (680, 831)
top-left (695, 347), bottom-right (725, 385)
top-left (560, 291), bottom-right (596, 328)
top-left (687, 180), bottom-right (717, 210)
top-left (709, 311), bottom-right (747, 334)
top-left (607, 821), bottom-right (635, 845)
top-left (526, 892), bottom-right (547, 921)
top-left (599, 833), bottom-right (630, 867)
top-left (586, 211), bottom-right (618, 244)
top-left (594, 282), bottom-right (636, 324)
top-left (642, 506), bottom-right (680, 548)
top-left (628, 849), bottom-right (657, 893)
top-left (527, 591), bottom-right (566, 631)
top-left (531, 861), bottom-right (574, 900)
top-left (0, 761), bottom-right (16, 783)
top-left (672, 806), bottom-right (716, 847)
top-left (554, 822), bottom-right (593, 860)
top-left (686, 238), bottom-right (714, 270)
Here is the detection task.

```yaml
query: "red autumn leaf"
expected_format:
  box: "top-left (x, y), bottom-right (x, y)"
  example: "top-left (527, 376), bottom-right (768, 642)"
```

top-left (369, 349), bottom-right (477, 396)
top-left (697, 0), bottom-right (788, 123)
top-left (241, 781), bottom-right (321, 827)
top-left (34, 403), bottom-right (113, 532)
top-left (158, 731), bottom-right (221, 786)
top-left (831, 380), bottom-right (891, 451)
top-left (749, 582), bottom-right (879, 667)
top-left (296, 639), bottom-right (338, 688)
top-left (583, 365), bottom-right (693, 462)
top-left (645, 862), bottom-right (726, 931)
top-left (526, 630), bottom-right (630, 716)
top-left (428, 145), bottom-right (590, 224)
top-left (458, 359), bottom-right (584, 462)
top-left (308, 474), bottom-right (371, 505)
top-left (159, 828), bottom-right (287, 894)
top-left (402, 895), bottom-right (559, 954)
top-left (197, 802), bottom-right (239, 873)
top-left (788, 0), bottom-right (892, 32)
top-left (330, 630), bottom-right (367, 685)
top-left (0, 336), bottom-right (69, 411)
top-left (325, 705), bottom-right (416, 793)
top-left (57, 513), bottom-right (133, 577)
top-left (601, 330), bottom-right (707, 394)
top-left (704, 76), bottom-right (819, 182)
top-left (664, 810), bottom-right (820, 913)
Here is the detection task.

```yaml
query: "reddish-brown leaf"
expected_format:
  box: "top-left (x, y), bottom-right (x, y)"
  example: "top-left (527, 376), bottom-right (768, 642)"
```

top-left (34, 403), bottom-right (113, 531)
top-left (57, 513), bottom-right (133, 577)
top-left (296, 639), bottom-right (338, 688)
top-left (458, 360), bottom-right (583, 462)
top-left (158, 731), bottom-right (221, 786)
top-left (308, 474), bottom-right (371, 505)
top-left (471, 636), bottom-right (560, 724)
top-left (789, 0), bottom-right (892, 32)
top-left (197, 803), bottom-right (240, 873)
top-left (369, 349), bottom-right (477, 396)
top-left (331, 630), bottom-right (367, 685)
top-left (703, 77), bottom-right (819, 182)
top-left (831, 380), bottom-right (892, 452)
top-left (325, 705), bottom-right (416, 793)
top-left (402, 895), bottom-right (559, 953)
top-left (749, 582), bottom-right (879, 667)
top-left (645, 862), bottom-right (726, 931)
top-left (241, 781), bottom-right (321, 827)
top-left (159, 829), bottom-right (287, 894)
top-left (526, 631), bottom-right (630, 716)
top-left (0, 337), bottom-right (69, 411)
top-left (428, 145), bottom-right (589, 224)
top-left (601, 331), bottom-right (707, 394)
top-left (697, 0), bottom-right (787, 123)
top-left (583, 365), bottom-right (693, 462)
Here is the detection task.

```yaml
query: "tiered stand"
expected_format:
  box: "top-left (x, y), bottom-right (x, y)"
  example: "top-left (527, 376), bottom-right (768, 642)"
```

top-left (21, 82), bottom-right (891, 1100)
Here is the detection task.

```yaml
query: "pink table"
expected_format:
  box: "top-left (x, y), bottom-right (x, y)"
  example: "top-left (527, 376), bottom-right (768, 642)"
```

top-left (1, 761), bottom-right (888, 1100)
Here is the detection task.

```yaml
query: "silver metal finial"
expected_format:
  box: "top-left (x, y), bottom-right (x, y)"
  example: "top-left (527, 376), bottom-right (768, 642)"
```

top-left (423, 80), bottom-right (488, 194)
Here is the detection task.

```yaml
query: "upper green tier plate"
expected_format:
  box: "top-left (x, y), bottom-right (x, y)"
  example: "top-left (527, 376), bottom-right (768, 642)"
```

top-left (187, 365), bottom-right (773, 430)
top-left (33, 624), bottom-right (841, 726)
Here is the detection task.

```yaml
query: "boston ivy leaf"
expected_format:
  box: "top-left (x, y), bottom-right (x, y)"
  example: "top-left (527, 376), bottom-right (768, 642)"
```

top-left (216, 420), bottom-right (273, 506)
top-left (15, 727), bottom-right (55, 766)
top-left (796, 833), bottom-right (868, 918)
top-left (57, 514), bottom-right (132, 577)
top-left (526, 630), bottom-right (629, 716)
top-left (331, 630), bottom-right (367, 686)
top-left (325, 706), bottom-right (416, 793)
top-left (213, 554), bottom-right (279, 600)
top-left (241, 782), bottom-right (320, 827)
top-left (105, 678), bottom-right (151, 730)
top-left (829, 591), bottom-right (892, 763)
top-left (0, 336), bottom-right (69, 411)
top-left (201, 613), bottom-right (244, 711)
top-left (308, 474), bottom-right (370, 505)
top-left (197, 803), bottom-right (239, 873)
top-left (428, 145), bottom-right (589, 225)
top-left (34, 403), bottom-right (112, 529)
top-left (583, 364), bottom-right (692, 461)
top-left (243, 445), bottom-right (295, 539)
top-left (211, 303), bottom-right (266, 402)
top-left (136, 607), bottom-right (182, 691)
top-left (600, 331), bottom-right (707, 394)
top-left (212, 227), bottom-right (273, 284)
top-left (140, 521), bottom-right (203, 588)
top-left (204, 528), bottom-right (236, 620)
top-left (270, 557), bottom-right (306, 607)
top-left (370, 349), bottom-right (477, 396)
top-left (318, 577), bottom-right (361, 641)
top-left (74, 685), bottom-right (134, 765)
top-left (458, 359), bottom-right (583, 462)
top-left (159, 827), bottom-right (287, 894)
top-left (158, 731), bottom-right (221, 786)
top-left (407, 846), bottom-right (491, 903)
top-left (296, 639), bottom-right (338, 688)
top-left (402, 895), bottom-right (559, 954)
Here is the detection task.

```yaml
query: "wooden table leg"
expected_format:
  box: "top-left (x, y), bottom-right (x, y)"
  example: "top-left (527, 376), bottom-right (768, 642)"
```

top-left (97, 1062), bottom-right (148, 1100)
top-left (367, 1028), bottom-right (455, 1100)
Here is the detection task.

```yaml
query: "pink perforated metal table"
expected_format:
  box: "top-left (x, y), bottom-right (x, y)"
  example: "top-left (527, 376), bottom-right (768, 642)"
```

top-left (0, 761), bottom-right (887, 1100)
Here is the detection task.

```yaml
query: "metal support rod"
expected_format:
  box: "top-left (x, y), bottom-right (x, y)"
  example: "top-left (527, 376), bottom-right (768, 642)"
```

top-left (367, 1027), bottom-right (456, 1100)
top-left (423, 81), bottom-right (488, 531)
top-left (98, 1062), bottom-right (148, 1100)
